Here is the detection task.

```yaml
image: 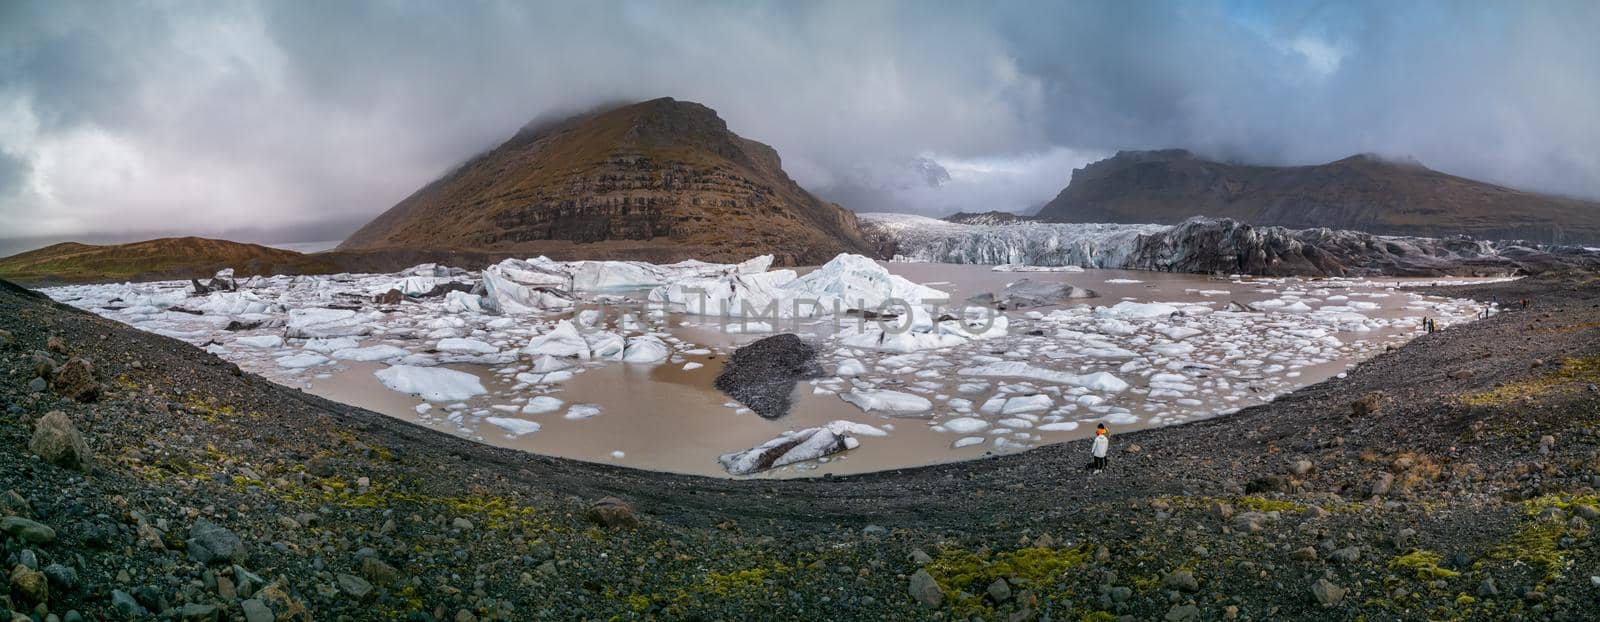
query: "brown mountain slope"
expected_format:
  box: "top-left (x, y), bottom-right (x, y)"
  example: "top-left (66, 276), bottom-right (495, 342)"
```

top-left (0, 238), bottom-right (337, 284)
top-left (1037, 149), bottom-right (1600, 245)
top-left (340, 97), bottom-right (872, 265)
top-left (0, 237), bottom-right (531, 286)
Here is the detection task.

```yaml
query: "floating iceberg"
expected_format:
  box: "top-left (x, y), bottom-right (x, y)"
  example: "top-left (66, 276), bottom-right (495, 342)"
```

top-left (485, 417), bottom-right (541, 436)
top-left (622, 335), bottom-right (671, 363)
top-left (437, 338), bottom-right (499, 355)
top-left (331, 345), bottom-right (410, 362)
top-left (286, 308), bottom-right (375, 339)
top-left (957, 361), bottom-right (1129, 393)
top-left (717, 424), bottom-right (863, 475)
top-left (234, 335), bottom-right (283, 349)
top-left (375, 365), bottom-right (488, 402)
top-left (839, 389), bottom-right (933, 414)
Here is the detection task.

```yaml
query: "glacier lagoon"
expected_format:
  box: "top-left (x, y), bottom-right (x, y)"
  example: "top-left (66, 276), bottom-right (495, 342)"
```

top-left (39, 256), bottom-right (1499, 477)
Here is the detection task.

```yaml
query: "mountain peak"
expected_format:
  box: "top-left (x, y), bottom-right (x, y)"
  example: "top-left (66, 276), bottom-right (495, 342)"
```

top-left (340, 98), bottom-right (870, 264)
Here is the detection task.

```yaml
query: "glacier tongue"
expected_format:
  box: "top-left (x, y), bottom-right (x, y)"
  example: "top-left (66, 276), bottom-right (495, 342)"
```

top-left (861, 212), bottom-right (1600, 277)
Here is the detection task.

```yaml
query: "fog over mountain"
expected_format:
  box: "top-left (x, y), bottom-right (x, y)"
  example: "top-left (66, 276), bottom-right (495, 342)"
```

top-left (2, 1), bottom-right (1597, 247)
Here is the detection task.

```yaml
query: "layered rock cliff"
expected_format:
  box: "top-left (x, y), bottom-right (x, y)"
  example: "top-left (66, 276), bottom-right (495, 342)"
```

top-left (340, 98), bottom-right (872, 265)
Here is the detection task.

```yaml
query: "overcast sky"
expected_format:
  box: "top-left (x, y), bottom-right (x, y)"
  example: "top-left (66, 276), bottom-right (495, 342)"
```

top-left (1, 0), bottom-right (1597, 248)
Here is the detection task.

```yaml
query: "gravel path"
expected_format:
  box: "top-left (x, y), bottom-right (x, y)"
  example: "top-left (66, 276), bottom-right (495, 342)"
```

top-left (2, 275), bottom-right (1598, 620)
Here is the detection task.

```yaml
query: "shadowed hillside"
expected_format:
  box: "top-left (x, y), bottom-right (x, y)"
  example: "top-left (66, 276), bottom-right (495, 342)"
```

top-left (1038, 150), bottom-right (1600, 245)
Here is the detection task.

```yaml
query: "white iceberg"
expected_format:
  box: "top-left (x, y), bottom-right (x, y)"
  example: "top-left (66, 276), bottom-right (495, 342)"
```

top-left (375, 365), bottom-right (488, 402)
top-left (485, 417), bottom-right (541, 436)
top-left (235, 335), bottom-right (283, 349)
top-left (622, 335), bottom-right (670, 363)
top-left (437, 338), bottom-right (499, 355)
top-left (839, 389), bottom-right (932, 414)
top-left (332, 345), bottom-right (410, 362)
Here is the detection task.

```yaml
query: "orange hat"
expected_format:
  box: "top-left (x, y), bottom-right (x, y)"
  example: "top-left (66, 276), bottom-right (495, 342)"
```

top-left (1096, 428), bottom-right (1107, 435)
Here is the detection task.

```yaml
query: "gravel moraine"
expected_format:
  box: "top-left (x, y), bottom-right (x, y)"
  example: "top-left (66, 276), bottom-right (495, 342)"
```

top-left (1, 275), bottom-right (1598, 620)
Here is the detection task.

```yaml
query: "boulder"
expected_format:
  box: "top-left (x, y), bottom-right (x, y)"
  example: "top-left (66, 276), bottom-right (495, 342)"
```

top-left (187, 519), bottom-right (244, 564)
top-left (1163, 570), bottom-right (1199, 592)
top-left (336, 573), bottom-right (373, 600)
top-left (908, 569), bottom-right (944, 608)
top-left (50, 357), bottom-right (99, 402)
top-left (0, 517), bottom-right (56, 544)
top-left (10, 564), bottom-right (48, 604)
top-left (585, 497), bottom-right (640, 529)
top-left (29, 411), bottom-right (91, 470)
top-left (1351, 392), bottom-right (1384, 417)
top-left (1311, 578), bottom-right (1346, 606)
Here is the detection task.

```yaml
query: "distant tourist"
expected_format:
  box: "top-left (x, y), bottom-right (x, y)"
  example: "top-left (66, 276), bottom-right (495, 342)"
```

top-left (1091, 424), bottom-right (1110, 472)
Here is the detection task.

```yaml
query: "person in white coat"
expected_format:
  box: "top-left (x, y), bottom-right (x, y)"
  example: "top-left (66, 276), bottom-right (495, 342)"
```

top-left (1091, 424), bottom-right (1110, 471)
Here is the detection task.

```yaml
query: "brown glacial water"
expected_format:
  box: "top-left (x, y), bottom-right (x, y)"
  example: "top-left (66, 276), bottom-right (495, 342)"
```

top-left (299, 263), bottom-right (1494, 478)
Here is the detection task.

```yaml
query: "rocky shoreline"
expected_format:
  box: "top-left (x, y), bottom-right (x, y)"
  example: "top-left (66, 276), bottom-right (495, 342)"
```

top-left (2, 273), bottom-right (1598, 620)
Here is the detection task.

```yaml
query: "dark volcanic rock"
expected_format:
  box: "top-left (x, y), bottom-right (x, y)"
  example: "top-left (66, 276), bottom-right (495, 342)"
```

top-left (713, 334), bottom-right (823, 419)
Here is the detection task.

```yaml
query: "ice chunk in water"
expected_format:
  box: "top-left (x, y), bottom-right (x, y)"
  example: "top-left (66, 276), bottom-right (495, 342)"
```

top-left (839, 390), bottom-right (933, 414)
top-left (375, 365), bottom-right (488, 402)
top-left (286, 308), bottom-right (373, 339)
top-left (520, 396), bottom-right (564, 414)
top-left (621, 335), bottom-right (670, 363)
top-left (235, 335), bottom-right (283, 349)
top-left (564, 404), bottom-right (602, 420)
top-left (521, 320), bottom-right (590, 359)
top-left (332, 345), bottom-right (409, 362)
top-left (485, 417), bottom-right (541, 436)
top-left (276, 353), bottom-right (329, 369)
top-left (1097, 301), bottom-right (1179, 319)
top-left (835, 358), bottom-right (868, 377)
top-left (941, 417), bottom-right (990, 433)
top-left (443, 291), bottom-right (483, 313)
top-left (437, 338), bottom-right (498, 355)
top-left (717, 426), bottom-right (859, 475)
top-left (958, 362), bottom-right (1129, 393)
top-left (302, 337), bottom-right (360, 354)
top-left (1001, 395), bottom-right (1052, 414)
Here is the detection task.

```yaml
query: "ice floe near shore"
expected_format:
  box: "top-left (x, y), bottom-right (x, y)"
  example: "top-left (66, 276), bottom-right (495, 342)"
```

top-left (375, 365), bottom-right (487, 402)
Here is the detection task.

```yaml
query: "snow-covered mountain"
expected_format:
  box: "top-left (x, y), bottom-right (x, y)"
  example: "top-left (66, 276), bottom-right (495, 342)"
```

top-left (860, 213), bottom-right (1600, 277)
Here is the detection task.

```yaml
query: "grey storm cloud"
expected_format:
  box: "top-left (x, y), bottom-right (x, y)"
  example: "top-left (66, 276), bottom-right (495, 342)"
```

top-left (1, 0), bottom-right (1597, 243)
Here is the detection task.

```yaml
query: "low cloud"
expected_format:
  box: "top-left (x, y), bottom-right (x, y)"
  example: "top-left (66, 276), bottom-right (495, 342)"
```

top-left (0, 1), bottom-right (1595, 245)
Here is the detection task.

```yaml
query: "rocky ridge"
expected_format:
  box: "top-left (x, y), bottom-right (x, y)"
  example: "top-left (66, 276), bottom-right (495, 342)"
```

top-left (1037, 149), bottom-right (1600, 245)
